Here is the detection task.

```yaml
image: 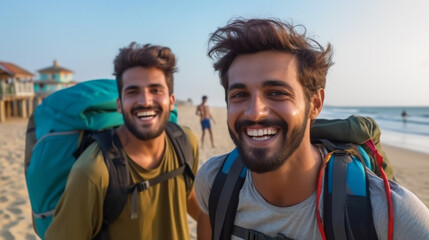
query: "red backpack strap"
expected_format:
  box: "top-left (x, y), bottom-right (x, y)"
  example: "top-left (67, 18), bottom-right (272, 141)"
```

top-left (365, 139), bottom-right (394, 240)
top-left (316, 152), bottom-right (332, 240)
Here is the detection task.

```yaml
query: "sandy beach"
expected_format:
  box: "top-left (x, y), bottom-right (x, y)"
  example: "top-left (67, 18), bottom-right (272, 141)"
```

top-left (0, 105), bottom-right (428, 240)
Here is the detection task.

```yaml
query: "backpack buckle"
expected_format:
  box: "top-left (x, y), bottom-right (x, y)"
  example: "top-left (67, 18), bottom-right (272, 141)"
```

top-left (246, 229), bottom-right (270, 240)
top-left (275, 233), bottom-right (291, 240)
top-left (137, 180), bottom-right (150, 191)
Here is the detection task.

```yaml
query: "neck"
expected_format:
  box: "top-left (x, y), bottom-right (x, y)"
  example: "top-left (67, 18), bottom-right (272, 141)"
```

top-left (251, 138), bottom-right (322, 207)
top-left (115, 126), bottom-right (166, 169)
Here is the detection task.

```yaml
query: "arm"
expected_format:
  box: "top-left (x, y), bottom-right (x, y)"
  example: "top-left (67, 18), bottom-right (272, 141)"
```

top-left (196, 106), bottom-right (201, 116)
top-left (197, 212), bottom-right (212, 240)
top-left (182, 127), bottom-right (201, 220)
top-left (369, 173), bottom-right (429, 239)
top-left (45, 170), bottom-right (104, 239)
top-left (187, 188), bottom-right (201, 220)
top-left (45, 146), bottom-right (106, 240)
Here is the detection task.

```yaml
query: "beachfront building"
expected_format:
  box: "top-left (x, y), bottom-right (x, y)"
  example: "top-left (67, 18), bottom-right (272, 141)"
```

top-left (34, 60), bottom-right (77, 98)
top-left (0, 61), bottom-right (35, 122)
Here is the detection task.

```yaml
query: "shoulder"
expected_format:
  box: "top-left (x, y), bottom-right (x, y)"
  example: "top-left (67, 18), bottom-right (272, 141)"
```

top-left (71, 142), bottom-right (109, 186)
top-left (180, 125), bottom-right (199, 155)
top-left (178, 125), bottom-right (199, 171)
top-left (195, 154), bottom-right (229, 214)
top-left (197, 154), bottom-right (228, 182)
top-left (196, 155), bottom-right (227, 188)
top-left (368, 171), bottom-right (429, 238)
top-left (181, 125), bottom-right (198, 146)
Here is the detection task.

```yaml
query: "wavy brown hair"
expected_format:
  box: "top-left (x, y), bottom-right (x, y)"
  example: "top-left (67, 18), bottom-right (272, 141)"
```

top-left (208, 18), bottom-right (334, 101)
top-left (113, 42), bottom-right (177, 97)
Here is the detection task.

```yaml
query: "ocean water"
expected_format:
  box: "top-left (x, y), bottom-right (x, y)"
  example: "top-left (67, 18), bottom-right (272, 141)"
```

top-left (318, 106), bottom-right (429, 154)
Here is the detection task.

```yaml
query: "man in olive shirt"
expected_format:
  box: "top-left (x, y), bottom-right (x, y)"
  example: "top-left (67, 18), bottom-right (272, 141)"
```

top-left (45, 42), bottom-right (200, 239)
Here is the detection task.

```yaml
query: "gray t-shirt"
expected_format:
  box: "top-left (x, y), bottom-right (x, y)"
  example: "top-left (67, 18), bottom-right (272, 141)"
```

top-left (195, 151), bottom-right (429, 240)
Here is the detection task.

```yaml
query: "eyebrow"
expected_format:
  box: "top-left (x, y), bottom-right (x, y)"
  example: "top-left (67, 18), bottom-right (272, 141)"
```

top-left (228, 80), bottom-right (294, 92)
top-left (123, 83), bottom-right (166, 91)
top-left (263, 80), bottom-right (294, 92)
top-left (227, 83), bottom-right (247, 92)
top-left (123, 85), bottom-right (139, 91)
top-left (147, 83), bottom-right (166, 89)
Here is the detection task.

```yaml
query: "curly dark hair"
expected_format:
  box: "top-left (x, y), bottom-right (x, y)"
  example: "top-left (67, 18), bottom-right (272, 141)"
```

top-left (113, 42), bottom-right (177, 97)
top-left (208, 18), bottom-right (334, 101)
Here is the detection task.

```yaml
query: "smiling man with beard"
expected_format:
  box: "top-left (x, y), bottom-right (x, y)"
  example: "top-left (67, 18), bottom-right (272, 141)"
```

top-left (195, 18), bottom-right (429, 240)
top-left (45, 43), bottom-right (200, 240)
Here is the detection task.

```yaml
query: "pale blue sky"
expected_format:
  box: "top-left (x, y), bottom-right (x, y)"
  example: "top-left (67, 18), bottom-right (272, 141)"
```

top-left (1, 0), bottom-right (428, 107)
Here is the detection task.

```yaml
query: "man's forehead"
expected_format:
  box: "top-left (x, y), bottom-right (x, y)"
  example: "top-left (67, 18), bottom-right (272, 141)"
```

top-left (122, 67), bottom-right (167, 86)
top-left (227, 51), bottom-right (298, 87)
top-left (230, 50), bottom-right (297, 67)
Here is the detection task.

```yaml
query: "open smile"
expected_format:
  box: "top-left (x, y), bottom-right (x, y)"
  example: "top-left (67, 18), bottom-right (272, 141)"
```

top-left (136, 110), bottom-right (157, 119)
top-left (245, 126), bottom-right (279, 141)
top-left (133, 107), bottom-right (161, 122)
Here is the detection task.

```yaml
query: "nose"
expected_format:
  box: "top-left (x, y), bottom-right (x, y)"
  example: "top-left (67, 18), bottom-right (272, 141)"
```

top-left (244, 93), bottom-right (269, 122)
top-left (137, 90), bottom-right (153, 106)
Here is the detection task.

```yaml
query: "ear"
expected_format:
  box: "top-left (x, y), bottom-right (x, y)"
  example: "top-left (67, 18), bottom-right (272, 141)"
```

top-left (117, 98), bottom-right (122, 114)
top-left (169, 94), bottom-right (176, 111)
top-left (309, 88), bottom-right (324, 119)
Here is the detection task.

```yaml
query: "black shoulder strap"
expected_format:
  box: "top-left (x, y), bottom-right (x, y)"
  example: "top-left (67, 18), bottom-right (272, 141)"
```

top-left (92, 130), bottom-right (130, 240)
top-left (322, 139), bottom-right (377, 240)
top-left (164, 121), bottom-right (195, 190)
top-left (209, 150), bottom-right (246, 240)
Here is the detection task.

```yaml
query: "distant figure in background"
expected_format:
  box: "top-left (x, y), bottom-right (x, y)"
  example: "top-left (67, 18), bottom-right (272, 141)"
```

top-left (402, 110), bottom-right (408, 123)
top-left (196, 95), bottom-right (216, 148)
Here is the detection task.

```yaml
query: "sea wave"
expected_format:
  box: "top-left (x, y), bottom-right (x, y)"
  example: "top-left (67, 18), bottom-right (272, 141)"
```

top-left (319, 106), bottom-right (429, 154)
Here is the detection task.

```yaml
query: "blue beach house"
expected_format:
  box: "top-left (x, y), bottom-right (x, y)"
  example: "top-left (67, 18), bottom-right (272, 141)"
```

top-left (34, 60), bottom-right (76, 98)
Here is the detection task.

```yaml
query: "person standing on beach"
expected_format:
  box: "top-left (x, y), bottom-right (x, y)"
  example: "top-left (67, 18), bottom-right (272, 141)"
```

top-left (195, 18), bottom-right (429, 239)
top-left (45, 42), bottom-right (200, 240)
top-left (196, 95), bottom-right (216, 148)
top-left (402, 109), bottom-right (408, 123)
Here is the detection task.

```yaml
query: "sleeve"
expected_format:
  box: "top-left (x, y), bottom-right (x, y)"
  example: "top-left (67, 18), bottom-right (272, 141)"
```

top-left (182, 126), bottom-right (200, 195)
top-left (368, 172), bottom-right (429, 240)
top-left (195, 155), bottom-right (226, 215)
top-left (44, 145), bottom-right (108, 240)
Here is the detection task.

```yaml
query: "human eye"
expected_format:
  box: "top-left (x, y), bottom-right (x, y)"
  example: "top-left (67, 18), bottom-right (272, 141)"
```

top-left (228, 91), bottom-right (248, 102)
top-left (150, 87), bottom-right (163, 94)
top-left (269, 90), bottom-right (286, 96)
top-left (232, 92), bottom-right (247, 98)
top-left (124, 88), bottom-right (138, 95)
top-left (267, 89), bottom-right (290, 100)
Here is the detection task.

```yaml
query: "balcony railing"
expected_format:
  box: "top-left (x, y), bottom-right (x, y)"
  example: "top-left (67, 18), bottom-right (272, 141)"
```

top-left (0, 81), bottom-right (34, 97)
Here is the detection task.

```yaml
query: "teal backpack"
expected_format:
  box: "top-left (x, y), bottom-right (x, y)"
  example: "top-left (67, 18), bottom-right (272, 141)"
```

top-left (24, 79), bottom-right (191, 239)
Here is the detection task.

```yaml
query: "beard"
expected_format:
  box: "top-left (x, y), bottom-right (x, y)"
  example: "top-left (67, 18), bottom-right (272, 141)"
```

top-left (122, 104), bottom-right (170, 141)
top-left (229, 110), bottom-right (309, 174)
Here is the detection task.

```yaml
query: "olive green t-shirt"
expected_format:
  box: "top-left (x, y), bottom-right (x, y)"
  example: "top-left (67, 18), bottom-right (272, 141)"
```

top-left (45, 127), bottom-right (199, 240)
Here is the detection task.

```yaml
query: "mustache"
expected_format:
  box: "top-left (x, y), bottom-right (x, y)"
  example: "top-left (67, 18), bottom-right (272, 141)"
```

top-left (235, 119), bottom-right (288, 132)
top-left (131, 105), bottom-right (162, 113)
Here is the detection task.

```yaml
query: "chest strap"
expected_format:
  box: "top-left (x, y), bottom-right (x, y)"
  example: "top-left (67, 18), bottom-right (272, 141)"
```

top-left (232, 225), bottom-right (294, 240)
top-left (129, 165), bottom-right (186, 219)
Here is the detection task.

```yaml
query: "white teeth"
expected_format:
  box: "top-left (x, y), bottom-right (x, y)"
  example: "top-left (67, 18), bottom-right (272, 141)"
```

top-left (136, 111), bottom-right (156, 117)
top-left (253, 136), bottom-right (270, 141)
top-left (246, 128), bottom-right (277, 137)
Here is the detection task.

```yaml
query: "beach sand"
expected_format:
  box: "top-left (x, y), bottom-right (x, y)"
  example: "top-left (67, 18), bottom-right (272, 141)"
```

top-left (0, 119), bottom-right (38, 240)
top-left (0, 105), bottom-right (428, 240)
